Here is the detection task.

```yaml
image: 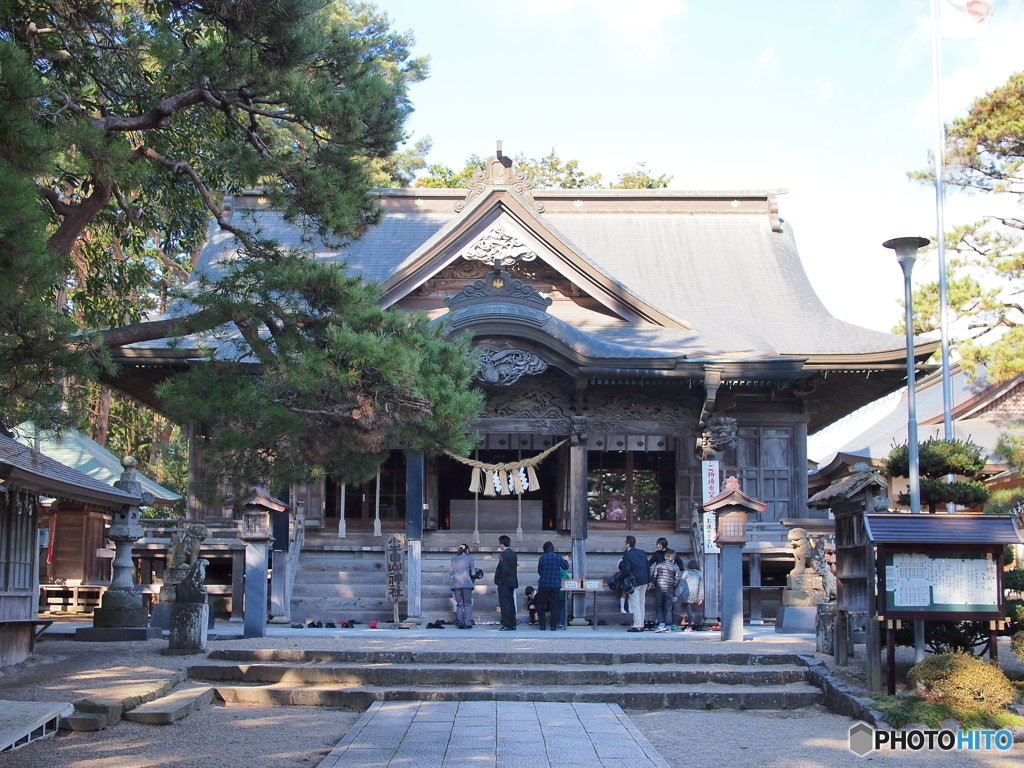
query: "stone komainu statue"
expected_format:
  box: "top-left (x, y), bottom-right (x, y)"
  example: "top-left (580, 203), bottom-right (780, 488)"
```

top-left (175, 559), bottom-right (209, 604)
top-left (787, 527), bottom-right (818, 576)
top-left (697, 416), bottom-right (738, 461)
top-left (167, 524), bottom-right (209, 569)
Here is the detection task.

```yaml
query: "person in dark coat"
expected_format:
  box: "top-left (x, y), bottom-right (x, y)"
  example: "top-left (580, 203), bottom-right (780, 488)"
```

top-left (494, 534), bottom-right (519, 630)
top-left (449, 543), bottom-right (476, 629)
top-left (535, 541), bottom-right (570, 631)
top-left (620, 535), bottom-right (650, 632)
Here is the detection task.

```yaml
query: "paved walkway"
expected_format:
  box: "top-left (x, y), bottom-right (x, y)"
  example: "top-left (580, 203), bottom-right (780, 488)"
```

top-left (319, 700), bottom-right (671, 768)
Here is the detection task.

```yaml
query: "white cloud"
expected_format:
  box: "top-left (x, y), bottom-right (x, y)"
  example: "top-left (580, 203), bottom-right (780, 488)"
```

top-left (519, 0), bottom-right (688, 60)
top-left (820, 79), bottom-right (834, 101)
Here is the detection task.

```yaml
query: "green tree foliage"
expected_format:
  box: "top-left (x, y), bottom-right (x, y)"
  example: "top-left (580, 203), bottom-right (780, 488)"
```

top-left (611, 162), bottom-right (673, 189)
top-left (882, 437), bottom-right (989, 512)
top-left (414, 154), bottom-right (485, 188)
top-left (0, 40), bottom-right (88, 432)
top-left (0, 0), bottom-right (483, 491)
top-left (415, 150), bottom-right (674, 191)
top-left (995, 423), bottom-right (1024, 472)
top-left (512, 149), bottom-right (604, 189)
top-left (906, 72), bottom-right (1024, 381)
top-left (157, 245), bottom-right (482, 492)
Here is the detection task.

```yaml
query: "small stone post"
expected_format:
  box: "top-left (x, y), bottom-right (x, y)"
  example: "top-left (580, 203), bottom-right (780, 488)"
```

top-left (241, 506), bottom-right (274, 639)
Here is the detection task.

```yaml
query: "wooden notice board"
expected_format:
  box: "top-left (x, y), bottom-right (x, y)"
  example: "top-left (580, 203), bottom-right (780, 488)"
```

top-left (877, 546), bottom-right (1004, 621)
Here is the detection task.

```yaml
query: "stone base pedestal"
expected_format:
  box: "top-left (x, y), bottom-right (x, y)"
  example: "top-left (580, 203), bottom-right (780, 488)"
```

top-left (76, 626), bottom-right (162, 642)
top-left (167, 603), bottom-right (209, 654)
top-left (782, 573), bottom-right (825, 608)
top-left (91, 606), bottom-right (150, 628)
top-left (774, 605), bottom-right (818, 634)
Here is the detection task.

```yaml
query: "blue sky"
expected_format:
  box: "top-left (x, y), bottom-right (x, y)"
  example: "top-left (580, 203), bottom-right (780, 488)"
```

top-left (376, 0), bottom-right (1024, 457)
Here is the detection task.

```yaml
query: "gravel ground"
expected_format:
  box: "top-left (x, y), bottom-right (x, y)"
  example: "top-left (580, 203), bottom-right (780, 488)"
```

top-left (2, 631), bottom-right (1023, 767)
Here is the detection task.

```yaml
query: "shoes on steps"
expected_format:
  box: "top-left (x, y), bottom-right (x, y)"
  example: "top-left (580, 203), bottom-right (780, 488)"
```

top-left (627, 627), bottom-right (642, 633)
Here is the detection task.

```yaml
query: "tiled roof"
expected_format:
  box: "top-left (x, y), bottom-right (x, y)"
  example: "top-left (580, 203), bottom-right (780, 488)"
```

top-left (0, 434), bottom-right (140, 509)
top-left (178, 188), bottom-right (908, 361)
top-left (865, 513), bottom-right (1022, 544)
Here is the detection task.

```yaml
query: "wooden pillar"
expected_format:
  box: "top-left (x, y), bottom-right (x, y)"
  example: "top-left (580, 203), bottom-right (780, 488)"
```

top-left (405, 450), bottom-right (424, 622)
top-left (748, 553), bottom-right (763, 625)
top-left (569, 441), bottom-right (588, 623)
top-left (886, 621), bottom-right (897, 695)
top-left (230, 547), bottom-right (245, 622)
top-left (793, 416), bottom-right (809, 515)
top-left (867, 617), bottom-right (882, 691)
top-left (185, 424), bottom-right (207, 521)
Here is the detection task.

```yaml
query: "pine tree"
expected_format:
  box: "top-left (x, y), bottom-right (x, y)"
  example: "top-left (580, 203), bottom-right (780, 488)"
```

top-left (882, 438), bottom-right (990, 513)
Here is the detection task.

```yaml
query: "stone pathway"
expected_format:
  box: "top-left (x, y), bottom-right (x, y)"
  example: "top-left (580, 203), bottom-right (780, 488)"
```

top-left (318, 700), bottom-right (670, 768)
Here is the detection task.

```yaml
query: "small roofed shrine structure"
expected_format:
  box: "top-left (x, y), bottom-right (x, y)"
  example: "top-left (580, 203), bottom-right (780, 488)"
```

top-left (103, 146), bottom-right (938, 625)
top-left (0, 434), bottom-right (141, 665)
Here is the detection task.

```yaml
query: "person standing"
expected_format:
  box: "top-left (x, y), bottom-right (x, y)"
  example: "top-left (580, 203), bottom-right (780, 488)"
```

top-left (620, 535), bottom-right (649, 632)
top-left (675, 559), bottom-right (705, 632)
top-left (449, 543), bottom-right (476, 629)
top-left (650, 549), bottom-right (680, 632)
top-left (494, 534), bottom-right (519, 631)
top-left (535, 541), bottom-right (569, 631)
top-left (648, 537), bottom-right (669, 568)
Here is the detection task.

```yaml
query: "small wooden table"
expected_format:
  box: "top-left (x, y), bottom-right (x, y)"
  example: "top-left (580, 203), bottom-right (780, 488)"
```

top-left (561, 588), bottom-right (601, 630)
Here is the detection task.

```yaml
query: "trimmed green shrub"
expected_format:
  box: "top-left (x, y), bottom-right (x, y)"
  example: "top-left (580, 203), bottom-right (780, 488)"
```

top-left (907, 652), bottom-right (1016, 714)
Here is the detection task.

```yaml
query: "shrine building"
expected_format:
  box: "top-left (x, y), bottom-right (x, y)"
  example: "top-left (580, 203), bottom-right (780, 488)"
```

top-left (106, 148), bottom-right (936, 624)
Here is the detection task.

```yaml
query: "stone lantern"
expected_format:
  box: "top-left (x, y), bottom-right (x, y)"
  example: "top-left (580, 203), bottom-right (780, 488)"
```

top-left (78, 457), bottom-right (160, 640)
top-left (705, 476), bottom-right (765, 642)
top-left (240, 501), bottom-right (275, 639)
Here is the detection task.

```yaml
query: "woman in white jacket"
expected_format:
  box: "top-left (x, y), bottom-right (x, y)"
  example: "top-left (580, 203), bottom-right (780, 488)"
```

top-left (449, 543), bottom-right (477, 629)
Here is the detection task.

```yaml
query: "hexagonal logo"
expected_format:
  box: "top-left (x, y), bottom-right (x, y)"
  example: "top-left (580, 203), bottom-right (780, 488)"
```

top-left (849, 722), bottom-right (875, 756)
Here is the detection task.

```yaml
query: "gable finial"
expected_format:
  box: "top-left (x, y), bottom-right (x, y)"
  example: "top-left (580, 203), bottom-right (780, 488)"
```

top-left (455, 143), bottom-right (544, 214)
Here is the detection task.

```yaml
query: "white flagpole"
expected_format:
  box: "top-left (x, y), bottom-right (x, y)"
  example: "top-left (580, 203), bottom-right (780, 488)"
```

top-left (930, 0), bottom-right (956, 472)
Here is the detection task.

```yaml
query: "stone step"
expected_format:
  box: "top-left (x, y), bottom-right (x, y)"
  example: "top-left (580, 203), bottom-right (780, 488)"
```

top-left (213, 682), bottom-right (822, 710)
top-left (70, 670), bottom-right (188, 724)
top-left (207, 649), bottom-right (805, 666)
top-left (123, 685), bottom-right (215, 725)
top-left (59, 711), bottom-right (107, 732)
top-left (189, 662), bottom-right (808, 687)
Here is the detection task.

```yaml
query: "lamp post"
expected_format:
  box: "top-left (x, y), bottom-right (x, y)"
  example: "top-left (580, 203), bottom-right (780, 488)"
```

top-left (883, 237), bottom-right (929, 517)
top-left (883, 235), bottom-right (930, 664)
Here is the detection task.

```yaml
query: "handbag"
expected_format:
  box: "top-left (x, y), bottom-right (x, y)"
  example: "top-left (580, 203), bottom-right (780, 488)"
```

top-left (471, 567), bottom-right (484, 582)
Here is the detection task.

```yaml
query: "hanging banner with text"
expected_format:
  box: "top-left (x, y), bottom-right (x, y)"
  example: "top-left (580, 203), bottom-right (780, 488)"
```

top-left (701, 461), bottom-right (720, 553)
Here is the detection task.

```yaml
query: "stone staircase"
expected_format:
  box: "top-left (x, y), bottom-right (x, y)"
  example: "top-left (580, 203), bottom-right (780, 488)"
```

top-left (188, 649), bottom-right (823, 710)
top-left (292, 533), bottom-right (701, 627)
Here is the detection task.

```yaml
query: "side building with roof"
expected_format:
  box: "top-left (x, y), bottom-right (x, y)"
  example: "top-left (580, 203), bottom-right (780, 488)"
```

top-left (810, 365), bottom-right (1024, 511)
top-left (0, 434), bottom-right (141, 665)
top-left (103, 149), bottom-right (936, 625)
top-left (14, 423), bottom-right (181, 602)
